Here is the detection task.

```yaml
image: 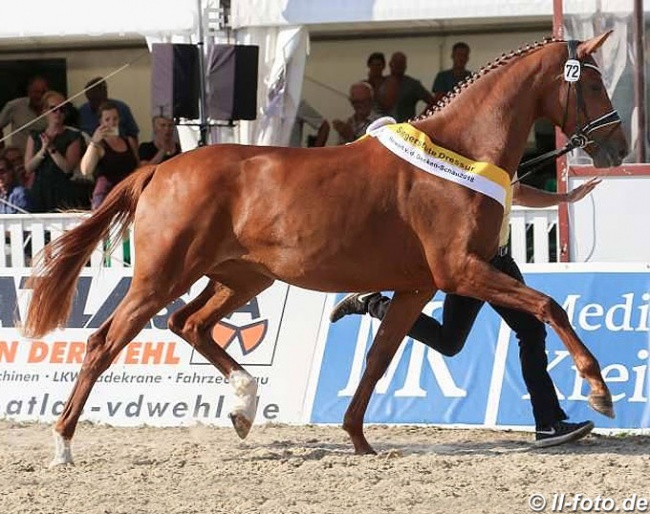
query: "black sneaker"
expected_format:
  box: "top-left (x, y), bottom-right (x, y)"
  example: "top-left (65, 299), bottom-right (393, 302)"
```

top-left (329, 292), bottom-right (381, 323)
top-left (534, 420), bottom-right (594, 448)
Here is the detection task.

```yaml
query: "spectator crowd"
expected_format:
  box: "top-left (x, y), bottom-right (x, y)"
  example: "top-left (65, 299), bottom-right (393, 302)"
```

top-left (0, 75), bottom-right (183, 214)
top-left (293, 44), bottom-right (472, 148)
top-left (0, 42), bottom-right (474, 213)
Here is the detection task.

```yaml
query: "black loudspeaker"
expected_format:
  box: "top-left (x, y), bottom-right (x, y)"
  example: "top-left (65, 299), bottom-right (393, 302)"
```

top-left (206, 44), bottom-right (259, 121)
top-left (151, 44), bottom-right (200, 119)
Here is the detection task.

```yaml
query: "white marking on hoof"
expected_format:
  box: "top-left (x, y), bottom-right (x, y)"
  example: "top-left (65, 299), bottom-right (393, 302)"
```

top-left (229, 370), bottom-right (257, 438)
top-left (50, 429), bottom-right (74, 467)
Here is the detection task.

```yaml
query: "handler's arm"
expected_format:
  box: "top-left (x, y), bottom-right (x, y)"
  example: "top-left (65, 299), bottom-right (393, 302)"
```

top-left (513, 177), bottom-right (601, 207)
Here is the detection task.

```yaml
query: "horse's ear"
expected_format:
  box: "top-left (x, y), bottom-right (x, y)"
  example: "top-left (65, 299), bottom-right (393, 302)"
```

top-left (577, 30), bottom-right (613, 58)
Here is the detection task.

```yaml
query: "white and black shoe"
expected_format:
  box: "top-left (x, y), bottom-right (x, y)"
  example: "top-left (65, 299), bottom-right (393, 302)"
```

top-left (534, 420), bottom-right (594, 448)
top-left (329, 292), bottom-right (381, 323)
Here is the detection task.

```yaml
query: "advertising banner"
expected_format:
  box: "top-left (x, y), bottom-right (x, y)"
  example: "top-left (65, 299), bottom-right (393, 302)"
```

top-left (309, 267), bottom-right (650, 431)
top-left (503, 269), bottom-right (650, 430)
top-left (0, 269), bottom-right (326, 427)
top-left (3, 265), bottom-right (649, 431)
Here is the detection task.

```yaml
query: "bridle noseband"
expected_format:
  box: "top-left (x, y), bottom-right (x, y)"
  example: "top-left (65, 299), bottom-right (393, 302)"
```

top-left (515, 40), bottom-right (621, 183)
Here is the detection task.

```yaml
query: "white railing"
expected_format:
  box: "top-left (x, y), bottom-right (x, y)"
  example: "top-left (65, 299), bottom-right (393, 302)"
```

top-left (509, 206), bottom-right (559, 263)
top-left (0, 213), bottom-right (133, 268)
top-left (0, 207), bottom-right (559, 268)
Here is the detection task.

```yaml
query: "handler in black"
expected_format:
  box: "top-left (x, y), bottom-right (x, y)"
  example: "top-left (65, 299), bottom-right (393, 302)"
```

top-left (330, 177), bottom-right (602, 448)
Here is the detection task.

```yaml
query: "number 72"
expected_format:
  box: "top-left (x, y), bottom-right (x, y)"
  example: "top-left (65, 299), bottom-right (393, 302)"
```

top-left (564, 60), bottom-right (581, 82)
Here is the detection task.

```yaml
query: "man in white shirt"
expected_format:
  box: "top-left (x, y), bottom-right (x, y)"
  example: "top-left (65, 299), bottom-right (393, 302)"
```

top-left (332, 82), bottom-right (381, 144)
top-left (0, 76), bottom-right (49, 152)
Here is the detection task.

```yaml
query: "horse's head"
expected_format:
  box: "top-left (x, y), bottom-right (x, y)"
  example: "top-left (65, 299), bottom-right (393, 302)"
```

top-left (544, 31), bottom-right (628, 168)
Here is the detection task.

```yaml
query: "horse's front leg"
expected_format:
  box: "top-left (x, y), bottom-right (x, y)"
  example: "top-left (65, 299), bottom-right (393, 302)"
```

top-left (452, 255), bottom-right (613, 418)
top-left (343, 288), bottom-right (433, 454)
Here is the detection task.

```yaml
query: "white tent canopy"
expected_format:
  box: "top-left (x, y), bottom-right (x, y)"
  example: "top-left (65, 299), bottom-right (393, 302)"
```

top-left (231, 0), bottom-right (553, 29)
top-left (0, 0), bottom-right (197, 40)
top-left (1, 1), bottom-right (645, 44)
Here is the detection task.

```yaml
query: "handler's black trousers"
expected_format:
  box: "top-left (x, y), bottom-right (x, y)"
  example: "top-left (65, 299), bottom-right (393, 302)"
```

top-left (366, 253), bottom-right (567, 428)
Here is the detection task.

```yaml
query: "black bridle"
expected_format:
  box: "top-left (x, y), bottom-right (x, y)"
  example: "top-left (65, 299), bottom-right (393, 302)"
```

top-left (514, 40), bottom-right (621, 184)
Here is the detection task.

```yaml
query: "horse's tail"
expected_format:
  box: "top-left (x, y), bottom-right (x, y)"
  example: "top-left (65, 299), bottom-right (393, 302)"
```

top-left (23, 165), bottom-right (158, 339)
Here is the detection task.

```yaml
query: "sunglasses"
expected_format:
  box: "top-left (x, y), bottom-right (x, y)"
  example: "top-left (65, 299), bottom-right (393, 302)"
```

top-left (47, 105), bottom-right (65, 113)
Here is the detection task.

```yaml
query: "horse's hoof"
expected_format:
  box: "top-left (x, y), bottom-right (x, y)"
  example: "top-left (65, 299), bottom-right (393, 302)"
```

top-left (229, 412), bottom-right (252, 439)
top-left (589, 393), bottom-right (615, 419)
top-left (354, 445), bottom-right (378, 456)
top-left (350, 436), bottom-right (377, 455)
top-left (49, 456), bottom-right (74, 468)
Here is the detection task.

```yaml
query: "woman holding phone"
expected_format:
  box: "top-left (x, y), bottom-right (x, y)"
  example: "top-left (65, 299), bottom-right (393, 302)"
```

top-left (24, 90), bottom-right (84, 212)
top-left (81, 101), bottom-right (139, 209)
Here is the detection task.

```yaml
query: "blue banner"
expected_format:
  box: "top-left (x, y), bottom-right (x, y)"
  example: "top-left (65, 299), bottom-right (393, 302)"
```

top-left (311, 271), bottom-right (650, 429)
top-left (312, 296), bottom-right (501, 425)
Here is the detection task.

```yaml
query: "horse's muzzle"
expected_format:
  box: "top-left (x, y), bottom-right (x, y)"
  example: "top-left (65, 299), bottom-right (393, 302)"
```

top-left (589, 133), bottom-right (628, 168)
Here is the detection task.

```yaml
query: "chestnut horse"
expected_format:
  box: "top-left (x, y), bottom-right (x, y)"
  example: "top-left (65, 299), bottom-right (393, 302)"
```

top-left (24, 33), bottom-right (627, 465)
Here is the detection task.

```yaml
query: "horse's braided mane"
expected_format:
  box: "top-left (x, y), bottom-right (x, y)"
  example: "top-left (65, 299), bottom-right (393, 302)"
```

top-left (412, 36), bottom-right (565, 122)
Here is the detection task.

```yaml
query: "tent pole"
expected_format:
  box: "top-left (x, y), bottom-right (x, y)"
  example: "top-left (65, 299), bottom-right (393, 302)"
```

top-left (196, 0), bottom-right (209, 146)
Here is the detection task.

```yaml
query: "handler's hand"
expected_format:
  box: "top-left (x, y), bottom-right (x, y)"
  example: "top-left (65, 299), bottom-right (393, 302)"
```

top-left (567, 177), bottom-right (601, 203)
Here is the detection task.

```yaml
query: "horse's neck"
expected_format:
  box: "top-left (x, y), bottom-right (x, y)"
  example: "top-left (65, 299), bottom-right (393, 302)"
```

top-left (413, 59), bottom-right (548, 174)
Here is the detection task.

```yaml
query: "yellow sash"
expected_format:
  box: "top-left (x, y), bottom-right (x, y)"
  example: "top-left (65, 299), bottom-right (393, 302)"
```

top-left (366, 122), bottom-right (512, 209)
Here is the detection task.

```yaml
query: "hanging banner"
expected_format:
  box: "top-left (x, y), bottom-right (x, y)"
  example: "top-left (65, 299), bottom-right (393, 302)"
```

top-left (0, 269), bottom-right (326, 427)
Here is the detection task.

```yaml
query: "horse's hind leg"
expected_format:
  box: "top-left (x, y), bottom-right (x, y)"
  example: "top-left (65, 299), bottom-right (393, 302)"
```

top-left (452, 254), bottom-right (613, 418)
top-left (168, 266), bottom-right (273, 439)
top-left (50, 316), bottom-right (114, 466)
top-left (51, 275), bottom-right (200, 466)
top-left (344, 288), bottom-right (433, 455)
